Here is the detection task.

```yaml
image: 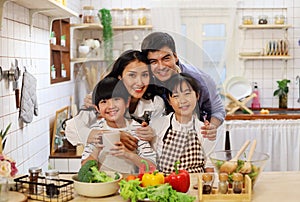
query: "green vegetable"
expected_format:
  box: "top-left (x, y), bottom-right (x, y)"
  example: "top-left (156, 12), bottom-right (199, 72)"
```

top-left (119, 179), bottom-right (196, 202)
top-left (78, 160), bottom-right (118, 183)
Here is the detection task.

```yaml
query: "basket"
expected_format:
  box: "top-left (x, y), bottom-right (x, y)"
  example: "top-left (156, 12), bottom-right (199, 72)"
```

top-left (198, 174), bottom-right (252, 201)
top-left (14, 175), bottom-right (74, 202)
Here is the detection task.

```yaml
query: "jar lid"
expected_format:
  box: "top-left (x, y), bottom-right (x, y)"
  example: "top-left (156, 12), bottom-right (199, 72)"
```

top-left (219, 173), bottom-right (229, 181)
top-left (83, 6), bottom-right (94, 10)
top-left (29, 167), bottom-right (42, 174)
top-left (202, 173), bottom-right (213, 182)
top-left (45, 169), bottom-right (59, 176)
top-left (232, 173), bottom-right (243, 181)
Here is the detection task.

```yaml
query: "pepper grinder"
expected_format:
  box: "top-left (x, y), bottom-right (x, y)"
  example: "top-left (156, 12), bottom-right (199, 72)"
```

top-left (202, 173), bottom-right (213, 194)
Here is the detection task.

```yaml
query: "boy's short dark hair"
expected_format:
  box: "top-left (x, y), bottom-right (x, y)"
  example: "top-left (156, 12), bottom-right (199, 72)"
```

top-left (92, 77), bottom-right (129, 105)
top-left (141, 32), bottom-right (176, 54)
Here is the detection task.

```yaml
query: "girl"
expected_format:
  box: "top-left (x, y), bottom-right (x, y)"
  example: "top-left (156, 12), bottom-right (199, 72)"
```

top-left (81, 77), bottom-right (156, 173)
top-left (151, 73), bottom-right (216, 173)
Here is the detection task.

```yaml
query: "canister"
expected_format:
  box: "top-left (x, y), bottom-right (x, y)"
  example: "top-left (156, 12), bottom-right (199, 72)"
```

top-left (123, 8), bottom-right (133, 26)
top-left (82, 6), bottom-right (96, 23)
top-left (45, 169), bottom-right (60, 198)
top-left (28, 167), bottom-right (42, 195)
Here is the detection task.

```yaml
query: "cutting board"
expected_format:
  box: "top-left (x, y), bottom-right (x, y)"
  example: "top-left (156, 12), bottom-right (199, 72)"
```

top-left (5, 191), bottom-right (27, 202)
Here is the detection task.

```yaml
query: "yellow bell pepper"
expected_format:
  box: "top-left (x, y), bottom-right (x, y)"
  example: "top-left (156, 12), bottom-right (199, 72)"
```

top-left (141, 170), bottom-right (165, 187)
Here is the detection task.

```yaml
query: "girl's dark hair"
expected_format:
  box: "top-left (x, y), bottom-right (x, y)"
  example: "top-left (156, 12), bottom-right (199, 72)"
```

top-left (164, 73), bottom-right (201, 116)
top-left (92, 77), bottom-right (129, 105)
top-left (106, 49), bottom-right (157, 100)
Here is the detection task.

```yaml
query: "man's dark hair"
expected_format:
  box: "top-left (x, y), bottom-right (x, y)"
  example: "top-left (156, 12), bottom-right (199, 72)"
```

top-left (141, 32), bottom-right (176, 54)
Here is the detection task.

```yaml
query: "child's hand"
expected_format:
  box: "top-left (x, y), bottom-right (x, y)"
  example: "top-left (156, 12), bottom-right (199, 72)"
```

top-left (120, 131), bottom-right (138, 151)
top-left (110, 142), bottom-right (131, 158)
top-left (201, 120), bottom-right (217, 140)
top-left (135, 124), bottom-right (155, 142)
top-left (87, 129), bottom-right (103, 144)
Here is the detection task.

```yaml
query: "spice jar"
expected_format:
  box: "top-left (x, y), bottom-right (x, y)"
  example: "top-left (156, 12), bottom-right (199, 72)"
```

top-left (137, 8), bottom-right (147, 25)
top-left (123, 8), bottom-right (133, 26)
top-left (202, 173), bottom-right (213, 194)
top-left (258, 15), bottom-right (268, 24)
top-left (28, 167), bottom-right (42, 194)
top-left (232, 173), bottom-right (243, 194)
top-left (275, 15), bottom-right (285, 24)
top-left (111, 8), bottom-right (124, 26)
top-left (82, 6), bottom-right (96, 23)
top-left (45, 169), bottom-right (60, 198)
top-left (242, 16), bottom-right (253, 25)
top-left (218, 173), bottom-right (228, 194)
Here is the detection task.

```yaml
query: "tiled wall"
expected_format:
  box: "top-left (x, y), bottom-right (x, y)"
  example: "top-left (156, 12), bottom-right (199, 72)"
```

top-left (235, 0), bottom-right (300, 109)
top-left (0, 0), bottom-right (80, 175)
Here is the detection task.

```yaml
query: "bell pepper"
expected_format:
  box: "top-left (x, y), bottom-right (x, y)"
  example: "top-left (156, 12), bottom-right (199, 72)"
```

top-left (138, 159), bottom-right (156, 181)
top-left (140, 160), bottom-right (164, 187)
top-left (165, 160), bottom-right (190, 193)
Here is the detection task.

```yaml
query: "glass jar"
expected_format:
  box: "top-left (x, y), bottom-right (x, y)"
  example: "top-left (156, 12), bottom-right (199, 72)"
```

top-left (123, 8), bottom-right (133, 26)
top-left (137, 8), bottom-right (147, 25)
top-left (232, 173), bottom-right (243, 194)
top-left (202, 173), bottom-right (213, 194)
top-left (258, 15), bottom-right (268, 24)
top-left (111, 8), bottom-right (124, 26)
top-left (45, 169), bottom-right (60, 198)
top-left (218, 173), bottom-right (228, 194)
top-left (82, 6), bottom-right (96, 23)
top-left (28, 167), bottom-right (42, 195)
top-left (242, 16), bottom-right (253, 25)
top-left (275, 15), bottom-right (285, 24)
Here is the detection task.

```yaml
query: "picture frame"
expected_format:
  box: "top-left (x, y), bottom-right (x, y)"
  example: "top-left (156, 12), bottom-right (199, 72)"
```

top-left (51, 106), bottom-right (69, 155)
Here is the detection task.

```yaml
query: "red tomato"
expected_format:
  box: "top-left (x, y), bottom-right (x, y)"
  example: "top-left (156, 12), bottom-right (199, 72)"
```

top-left (126, 175), bottom-right (137, 181)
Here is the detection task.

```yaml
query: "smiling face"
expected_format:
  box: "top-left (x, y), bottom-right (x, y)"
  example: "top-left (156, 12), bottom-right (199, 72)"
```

top-left (119, 60), bottom-right (150, 99)
top-left (168, 81), bottom-right (198, 123)
top-left (98, 97), bottom-right (128, 128)
top-left (147, 46), bottom-right (179, 82)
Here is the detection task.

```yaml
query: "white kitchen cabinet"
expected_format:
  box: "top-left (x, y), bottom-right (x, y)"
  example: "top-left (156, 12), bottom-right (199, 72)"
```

top-left (0, 0), bottom-right (78, 31)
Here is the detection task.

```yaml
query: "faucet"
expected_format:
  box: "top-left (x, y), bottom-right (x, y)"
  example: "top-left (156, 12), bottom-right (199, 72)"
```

top-left (297, 76), bottom-right (300, 103)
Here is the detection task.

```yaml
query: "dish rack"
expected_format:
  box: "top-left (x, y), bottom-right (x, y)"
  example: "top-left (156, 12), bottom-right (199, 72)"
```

top-left (14, 175), bottom-right (74, 202)
top-left (198, 174), bottom-right (252, 201)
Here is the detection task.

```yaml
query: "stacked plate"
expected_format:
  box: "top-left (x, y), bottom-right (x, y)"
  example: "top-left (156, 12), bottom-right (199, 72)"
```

top-left (224, 76), bottom-right (252, 100)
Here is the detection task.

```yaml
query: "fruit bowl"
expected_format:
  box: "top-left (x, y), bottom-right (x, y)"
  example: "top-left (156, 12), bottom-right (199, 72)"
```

top-left (72, 171), bottom-right (122, 197)
top-left (209, 150), bottom-right (269, 187)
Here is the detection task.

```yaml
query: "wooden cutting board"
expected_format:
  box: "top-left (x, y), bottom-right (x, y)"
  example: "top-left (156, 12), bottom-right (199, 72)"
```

top-left (6, 191), bottom-right (27, 202)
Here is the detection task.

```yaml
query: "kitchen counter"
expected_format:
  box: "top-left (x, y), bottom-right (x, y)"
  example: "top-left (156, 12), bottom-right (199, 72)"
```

top-left (225, 108), bottom-right (300, 120)
top-left (24, 171), bottom-right (300, 202)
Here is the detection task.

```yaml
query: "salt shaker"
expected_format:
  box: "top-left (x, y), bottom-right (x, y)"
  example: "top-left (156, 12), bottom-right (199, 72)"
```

top-left (232, 173), bottom-right (243, 194)
top-left (45, 169), bottom-right (60, 198)
top-left (28, 167), bottom-right (42, 194)
top-left (202, 173), bottom-right (213, 194)
top-left (218, 173), bottom-right (229, 194)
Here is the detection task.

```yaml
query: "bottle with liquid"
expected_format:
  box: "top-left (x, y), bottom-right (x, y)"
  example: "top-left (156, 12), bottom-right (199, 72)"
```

top-left (28, 167), bottom-right (42, 195)
top-left (251, 82), bottom-right (261, 110)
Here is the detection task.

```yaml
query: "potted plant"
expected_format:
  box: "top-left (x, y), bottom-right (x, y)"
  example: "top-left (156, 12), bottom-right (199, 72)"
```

top-left (273, 79), bottom-right (291, 108)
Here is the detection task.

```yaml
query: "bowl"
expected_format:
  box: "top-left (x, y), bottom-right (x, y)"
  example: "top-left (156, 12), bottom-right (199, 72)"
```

top-left (78, 45), bottom-right (90, 57)
top-left (209, 150), bottom-right (269, 187)
top-left (72, 171), bottom-right (122, 197)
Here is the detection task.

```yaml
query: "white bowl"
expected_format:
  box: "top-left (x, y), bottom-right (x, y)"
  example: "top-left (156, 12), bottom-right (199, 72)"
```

top-left (78, 45), bottom-right (90, 57)
top-left (72, 171), bottom-right (122, 197)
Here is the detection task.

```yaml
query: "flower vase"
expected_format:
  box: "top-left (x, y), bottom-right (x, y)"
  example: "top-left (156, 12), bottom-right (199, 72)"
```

top-left (279, 94), bottom-right (288, 108)
top-left (0, 177), bottom-right (8, 202)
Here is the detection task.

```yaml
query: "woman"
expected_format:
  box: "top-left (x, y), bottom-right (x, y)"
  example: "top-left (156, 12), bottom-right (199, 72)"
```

top-left (65, 50), bottom-right (165, 149)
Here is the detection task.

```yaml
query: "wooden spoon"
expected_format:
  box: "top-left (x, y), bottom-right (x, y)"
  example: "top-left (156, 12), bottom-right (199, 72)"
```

top-left (219, 140), bottom-right (250, 174)
top-left (240, 139), bottom-right (257, 174)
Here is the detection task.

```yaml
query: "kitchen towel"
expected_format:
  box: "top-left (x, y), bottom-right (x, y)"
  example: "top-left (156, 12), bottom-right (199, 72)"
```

top-left (19, 70), bottom-right (38, 123)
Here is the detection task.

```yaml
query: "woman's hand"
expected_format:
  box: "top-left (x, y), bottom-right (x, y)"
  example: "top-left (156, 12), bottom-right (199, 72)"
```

top-left (120, 131), bottom-right (138, 151)
top-left (201, 120), bottom-right (217, 141)
top-left (135, 123), bottom-right (155, 142)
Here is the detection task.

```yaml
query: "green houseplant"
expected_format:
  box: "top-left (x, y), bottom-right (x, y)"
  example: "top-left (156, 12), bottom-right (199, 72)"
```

top-left (0, 123), bottom-right (11, 154)
top-left (273, 79), bottom-right (291, 108)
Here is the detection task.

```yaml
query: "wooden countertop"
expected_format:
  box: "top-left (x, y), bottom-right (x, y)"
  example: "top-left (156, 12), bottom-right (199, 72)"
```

top-left (24, 171), bottom-right (300, 202)
top-left (225, 108), bottom-right (300, 120)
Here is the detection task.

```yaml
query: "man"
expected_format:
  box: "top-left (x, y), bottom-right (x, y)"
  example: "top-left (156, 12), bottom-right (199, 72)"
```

top-left (141, 32), bottom-right (225, 140)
